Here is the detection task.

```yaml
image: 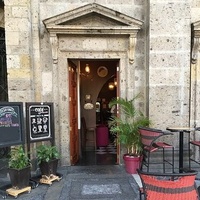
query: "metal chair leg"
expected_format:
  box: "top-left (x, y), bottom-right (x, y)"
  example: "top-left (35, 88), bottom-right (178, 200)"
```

top-left (189, 142), bottom-right (191, 169)
top-left (172, 147), bottom-right (174, 173)
top-left (163, 148), bottom-right (165, 173)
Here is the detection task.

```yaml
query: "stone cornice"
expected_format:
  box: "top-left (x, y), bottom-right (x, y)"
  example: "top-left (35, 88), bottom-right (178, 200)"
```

top-left (45, 26), bottom-right (140, 35)
top-left (43, 3), bottom-right (143, 27)
top-left (43, 3), bottom-right (143, 64)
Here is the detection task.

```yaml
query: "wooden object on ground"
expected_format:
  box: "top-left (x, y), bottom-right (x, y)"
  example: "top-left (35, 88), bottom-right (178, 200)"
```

top-left (39, 174), bottom-right (61, 185)
top-left (6, 186), bottom-right (31, 198)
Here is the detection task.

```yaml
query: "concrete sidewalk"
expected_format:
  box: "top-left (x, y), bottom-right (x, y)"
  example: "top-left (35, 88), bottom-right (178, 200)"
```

top-left (0, 165), bottom-right (141, 200)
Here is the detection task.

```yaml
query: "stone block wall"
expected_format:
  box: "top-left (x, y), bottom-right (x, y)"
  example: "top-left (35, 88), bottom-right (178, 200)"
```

top-left (3, 0), bottom-right (200, 165)
top-left (148, 1), bottom-right (192, 147)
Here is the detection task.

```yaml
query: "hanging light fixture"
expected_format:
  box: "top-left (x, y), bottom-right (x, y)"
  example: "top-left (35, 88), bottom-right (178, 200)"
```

top-left (108, 82), bottom-right (115, 90)
top-left (114, 78), bottom-right (117, 86)
top-left (85, 64), bottom-right (90, 74)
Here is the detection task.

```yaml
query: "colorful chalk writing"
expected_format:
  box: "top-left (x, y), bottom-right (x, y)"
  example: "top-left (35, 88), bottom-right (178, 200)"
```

top-left (0, 103), bottom-right (24, 148)
top-left (0, 107), bottom-right (20, 127)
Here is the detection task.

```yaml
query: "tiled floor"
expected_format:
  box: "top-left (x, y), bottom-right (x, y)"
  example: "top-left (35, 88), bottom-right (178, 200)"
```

top-left (76, 144), bottom-right (117, 165)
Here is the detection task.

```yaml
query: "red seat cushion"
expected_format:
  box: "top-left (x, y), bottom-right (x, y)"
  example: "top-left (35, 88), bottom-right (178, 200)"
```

top-left (140, 173), bottom-right (198, 200)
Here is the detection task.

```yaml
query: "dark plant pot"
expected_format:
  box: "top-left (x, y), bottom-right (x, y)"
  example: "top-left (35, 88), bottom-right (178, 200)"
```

top-left (123, 155), bottom-right (141, 174)
top-left (39, 159), bottom-right (58, 176)
top-left (8, 166), bottom-right (30, 189)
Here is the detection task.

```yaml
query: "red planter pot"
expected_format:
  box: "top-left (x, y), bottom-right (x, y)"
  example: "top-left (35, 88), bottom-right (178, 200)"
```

top-left (123, 155), bottom-right (142, 174)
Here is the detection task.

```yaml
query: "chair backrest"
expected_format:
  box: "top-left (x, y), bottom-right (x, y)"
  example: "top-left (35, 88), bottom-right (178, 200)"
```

top-left (139, 127), bottom-right (164, 147)
top-left (138, 170), bottom-right (199, 200)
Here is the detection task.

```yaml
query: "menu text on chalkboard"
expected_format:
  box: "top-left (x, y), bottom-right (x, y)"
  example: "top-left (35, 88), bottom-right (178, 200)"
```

top-left (0, 102), bottom-right (24, 147)
top-left (26, 103), bottom-right (54, 142)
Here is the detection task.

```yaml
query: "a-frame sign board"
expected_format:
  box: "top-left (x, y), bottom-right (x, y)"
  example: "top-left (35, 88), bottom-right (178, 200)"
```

top-left (0, 102), bottom-right (25, 198)
top-left (26, 102), bottom-right (55, 145)
top-left (25, 102), bottom-right (62, 186)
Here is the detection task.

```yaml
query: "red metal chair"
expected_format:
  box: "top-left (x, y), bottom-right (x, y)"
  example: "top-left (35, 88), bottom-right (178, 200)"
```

top-left (189, 127), bottom-right (200, 169)
top-left (139, 127), bottom-right (174, 173)
top-left (137, 170), bottom-right (199, 200)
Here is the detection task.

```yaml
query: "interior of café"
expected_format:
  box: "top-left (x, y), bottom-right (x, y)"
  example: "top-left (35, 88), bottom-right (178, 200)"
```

top-left (75, 60), bottom-right (118, 166)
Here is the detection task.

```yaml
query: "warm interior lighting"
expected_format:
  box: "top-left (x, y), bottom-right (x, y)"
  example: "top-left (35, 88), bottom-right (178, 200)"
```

top-left (85, 64), bottom-right (90, 73)
top-left (108, 82), bottom-right (115, 90)
top-left (114, 78), bottom-right (117, 86)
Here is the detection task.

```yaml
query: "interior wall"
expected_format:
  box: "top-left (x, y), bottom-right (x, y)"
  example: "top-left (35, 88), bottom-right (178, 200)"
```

top-left (80, 60), bottom-right (118, 128)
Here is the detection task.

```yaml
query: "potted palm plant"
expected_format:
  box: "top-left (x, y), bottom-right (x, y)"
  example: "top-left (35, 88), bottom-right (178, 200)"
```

top-left (108, 95), bottom-right (151, 174)
top-left (8, 145), bottom-right (31, 189)
top-left (36, 144), bottom-right (60, 176)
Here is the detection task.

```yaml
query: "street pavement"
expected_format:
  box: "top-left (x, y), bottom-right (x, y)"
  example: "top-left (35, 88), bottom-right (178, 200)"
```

top-left (0, 165), bottom-right (141, 200)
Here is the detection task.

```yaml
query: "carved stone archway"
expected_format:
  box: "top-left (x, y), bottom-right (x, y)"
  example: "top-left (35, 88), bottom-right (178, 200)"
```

top-left (43, 3), bottom-right (143, 165)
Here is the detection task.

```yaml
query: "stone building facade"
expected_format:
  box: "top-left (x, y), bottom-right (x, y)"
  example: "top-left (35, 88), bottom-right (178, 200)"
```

top-left (1, 0), bottom-right (200, 166)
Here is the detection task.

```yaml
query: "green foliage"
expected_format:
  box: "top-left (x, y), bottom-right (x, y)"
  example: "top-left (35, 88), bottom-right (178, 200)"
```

top-left (36, 145), bottom-right (60, 164)
top-left (108, 95), bottom-right (151, 156)
top-left (8, 145), bottom-right (30, 170)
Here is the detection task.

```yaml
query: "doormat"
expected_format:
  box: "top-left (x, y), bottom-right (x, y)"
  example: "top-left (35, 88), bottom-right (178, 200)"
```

top-left (95, 144), bottom-right (117, 154)
top-left (60, 173), bottom-right (140, 200)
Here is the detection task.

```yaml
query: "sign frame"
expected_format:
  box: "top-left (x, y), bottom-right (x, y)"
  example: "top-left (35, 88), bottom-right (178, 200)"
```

top-left (26, 102), bottom-right (55, 143)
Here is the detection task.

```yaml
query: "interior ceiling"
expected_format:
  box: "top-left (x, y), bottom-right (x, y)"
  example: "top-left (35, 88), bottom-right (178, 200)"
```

top-left (80, 59), bottom-right (117, 102)
top-left (80, 60), bottom-right (117, 81)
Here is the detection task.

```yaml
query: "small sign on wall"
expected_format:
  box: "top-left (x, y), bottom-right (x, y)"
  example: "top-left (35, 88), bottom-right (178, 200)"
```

top-left (26, 102), bottom-right (54, 143)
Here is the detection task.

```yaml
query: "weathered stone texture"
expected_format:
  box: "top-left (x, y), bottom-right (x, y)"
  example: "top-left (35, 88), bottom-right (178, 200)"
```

top-left (12, 6), bottom-right (29, 18)
top-left (42, 72), bottom-right (52, 95)
top-left (6, 31), bottom-right (19, 46)
top-left (191, 0), bottom-right (200, 7)
top-left (59, 36), bottom-right (128, 52)
top-left (149, 1), bottom-right (191, 137)
top-left (191, 8), bottom-right (200, 22)
top-left (150, 37), bottom-right (190, 51)
top-left (4, 0), bottom-right (29, 5)
top-left (3, 0), bottom-right (200, 165)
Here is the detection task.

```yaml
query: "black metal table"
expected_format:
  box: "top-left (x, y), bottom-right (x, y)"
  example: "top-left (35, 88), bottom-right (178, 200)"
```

top-left (166, 127), bottom-right (194, 173)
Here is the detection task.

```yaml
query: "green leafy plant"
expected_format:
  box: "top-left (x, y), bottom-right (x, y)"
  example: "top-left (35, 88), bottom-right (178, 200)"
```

top-left (36, 144), bottom-right (60, 164)
top-left (8, 145), bottom-right (30, 170)
top-left (108, 95), bottom-right (151, 156)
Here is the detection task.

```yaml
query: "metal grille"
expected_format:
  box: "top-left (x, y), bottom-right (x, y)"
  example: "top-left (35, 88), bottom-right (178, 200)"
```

top-left (0, 28), bottom-right (7, 101)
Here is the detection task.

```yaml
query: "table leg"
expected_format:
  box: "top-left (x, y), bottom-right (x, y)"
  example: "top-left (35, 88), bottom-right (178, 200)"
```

top-left (179, 131), bottom-right (183, 173)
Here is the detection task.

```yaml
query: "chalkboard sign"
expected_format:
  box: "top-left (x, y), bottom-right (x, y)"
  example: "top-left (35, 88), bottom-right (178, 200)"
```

top-left (0, 102), bottom-right (24, 147)
top-left (26, 102), bottom-right (54, 143)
